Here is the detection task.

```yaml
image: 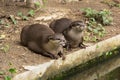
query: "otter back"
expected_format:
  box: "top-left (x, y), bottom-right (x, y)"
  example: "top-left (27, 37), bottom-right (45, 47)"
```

top-left (50, 18), bottom-right (72, 33)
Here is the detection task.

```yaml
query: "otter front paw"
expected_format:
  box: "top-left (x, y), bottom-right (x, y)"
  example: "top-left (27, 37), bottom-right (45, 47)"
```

top-left (79, 43), bottom-right (87, 48)
top-left (52, 55), bottom-right (59, 59)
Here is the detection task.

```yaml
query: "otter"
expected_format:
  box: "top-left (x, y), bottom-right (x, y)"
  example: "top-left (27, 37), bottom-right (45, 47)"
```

top-left (20, 24), bottom-right (66, 59)
top-left (50, 18), bottom-right (86, 50)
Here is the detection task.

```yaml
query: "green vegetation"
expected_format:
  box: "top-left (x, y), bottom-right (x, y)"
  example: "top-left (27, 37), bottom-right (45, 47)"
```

top-left (3, 63), bottom-right (17, 80)
top-left (34, 0), bottom-right (47, 10)
top-left (0, 44), bottom-right (10, 53)
top-left (105, 51), bottom-right (112, 56)
top-left (84, 20), bottom-right (106, 42)
top-left (82, 8), bottom-right (113, 25)
top-left (9, 15), bottom-right (17, 25)
top-left (81, 8), bottom-right (113, 42)
top-left (28, 10), bottom-right (35, 17)
top-left (4, 76), bottom-right (11, 80)
top-left (17, 10), bottom-right (35, 20)
top-left (9, 68), bottom-right (17, 74)
top-left (0, 71), bottom-right (4, 75)
top-left (0, 67), bottom-right (17, 80)
top-left (0, 19), bottom-right (10, 28)
top-left (0, 1), bottom-right (48, 26)
top-left (34, 2), bottom-right (41, 8)
top-left (17, 12), bottom-right (29, 20)
top-left (5, 23), bottom-right (10, 28)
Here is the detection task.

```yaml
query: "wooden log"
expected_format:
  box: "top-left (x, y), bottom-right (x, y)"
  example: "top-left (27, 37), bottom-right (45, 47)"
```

top-left (12, 34), bottom-right (120, 80)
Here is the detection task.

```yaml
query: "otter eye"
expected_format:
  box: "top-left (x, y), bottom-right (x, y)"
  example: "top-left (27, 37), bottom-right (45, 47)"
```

top-left (48, 35), bottom-right (54, 40)
top-left (56, 38), bottom-right (61, 40)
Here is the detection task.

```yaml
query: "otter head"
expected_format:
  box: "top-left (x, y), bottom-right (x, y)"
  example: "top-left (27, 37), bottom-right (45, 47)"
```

top-left (69, 21), bottom-right (86, 32)
top-left (48, 33), bottom-right (66, 47)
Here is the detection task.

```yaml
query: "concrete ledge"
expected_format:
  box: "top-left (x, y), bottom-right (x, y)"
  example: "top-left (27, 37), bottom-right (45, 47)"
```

top-left (12, 34), bottom-right (120, 80)
top-left (68, 55), bottom-right (120, 80)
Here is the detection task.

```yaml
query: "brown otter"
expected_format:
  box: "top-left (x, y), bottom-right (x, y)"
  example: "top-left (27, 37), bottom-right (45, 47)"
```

top-left (20, 24), bottom-right (66, 59)
top-left (50, 18), bottom-right (86, 50)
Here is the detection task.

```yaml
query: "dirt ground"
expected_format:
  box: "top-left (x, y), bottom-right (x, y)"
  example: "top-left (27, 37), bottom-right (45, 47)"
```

top-left (0, 0), bottom-right (120, 79)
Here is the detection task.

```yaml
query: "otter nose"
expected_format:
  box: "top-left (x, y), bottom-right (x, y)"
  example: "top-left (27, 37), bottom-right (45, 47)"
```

top-left (60, 40), bottom-right (66, 46)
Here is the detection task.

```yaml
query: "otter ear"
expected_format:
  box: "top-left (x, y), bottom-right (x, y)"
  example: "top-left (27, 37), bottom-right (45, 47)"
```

top-left (70, 21), bottom-right (74, 26)
top-left (69, 21), bottom-right (78, 28)
top-left (69, 22), bottom-right (74, 28)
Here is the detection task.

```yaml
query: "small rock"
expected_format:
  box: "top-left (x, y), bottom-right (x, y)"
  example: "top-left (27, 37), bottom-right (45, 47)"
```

top-left (0, 35), bottom-right (6, 40)
top-left (15, 16), bottom-right (22, 20)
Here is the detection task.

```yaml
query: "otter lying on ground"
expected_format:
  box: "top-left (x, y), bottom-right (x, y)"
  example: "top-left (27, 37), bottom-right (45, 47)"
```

top-left (20, 24), bottom-right (66, 59)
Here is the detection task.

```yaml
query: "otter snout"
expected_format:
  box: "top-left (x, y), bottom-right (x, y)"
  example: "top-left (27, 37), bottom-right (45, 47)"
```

top-left (59, 40), bottom-right (66, 46)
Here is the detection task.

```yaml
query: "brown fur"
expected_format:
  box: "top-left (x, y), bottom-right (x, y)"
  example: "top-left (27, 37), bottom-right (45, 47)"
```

top-left (50, 18), bottom-right (86, 49)
top-left (50, 18), bottom-right (72, 33)
top-left (20, 24), bottom-right (66, 59)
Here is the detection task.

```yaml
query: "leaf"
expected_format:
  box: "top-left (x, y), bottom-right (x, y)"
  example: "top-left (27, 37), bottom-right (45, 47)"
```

top-left (96, 45), bottom-right (99, 48)
top-left (109, 52), bottom-right (113, 55)
top-left (98, 32), bottom-right (105, 37)
top-left (93, 29), bottom-right (99, 34)
top-left (87, 26), bottom-right (93, 32)
top-left (92, 36), bottom-right (97, 42)
top-left (106, 52), bottom-right (109, 56)
top-left (22, 16), bottom-right (29, 20)
top-left (4, 76), bottom-right (11, 80)
top-left (17, 12), bottom-right (23, 17)
top-left (28, 10), bottom-right (35, 17)
top-left (0, 71), bottom-right (4, 75)
top-left (83, 36), bottom-right (90, 41)
top-left (5, 23), bottom-right (10, 28)
top-left (34, 2), bottom-right (41, 7)
top-left (9, 15), bottom-right (17, 25)
top-left (9, 68), bottom-right (17, 74)
top-left (1, 44), bottom-right (10, 53)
